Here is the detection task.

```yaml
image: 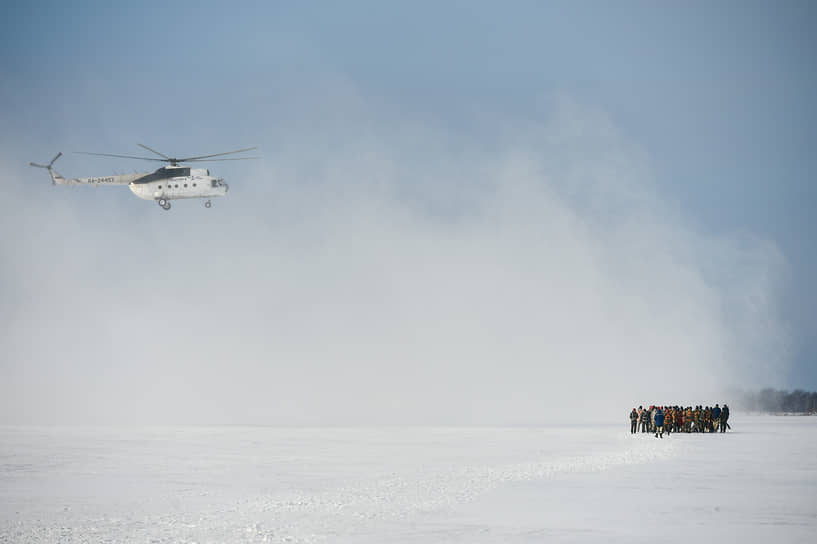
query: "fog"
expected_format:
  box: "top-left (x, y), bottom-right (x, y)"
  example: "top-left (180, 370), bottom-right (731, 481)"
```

top-left (0, 90), bottom-right (789, 425)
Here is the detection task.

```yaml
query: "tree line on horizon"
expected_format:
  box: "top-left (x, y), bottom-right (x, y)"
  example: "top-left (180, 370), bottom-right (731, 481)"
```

top-left (733, 388), bottom-right (817, 414)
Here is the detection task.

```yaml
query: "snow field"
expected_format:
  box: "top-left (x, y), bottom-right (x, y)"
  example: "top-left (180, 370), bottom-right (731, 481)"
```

top-left (1, 416), bottom-right (813, 543)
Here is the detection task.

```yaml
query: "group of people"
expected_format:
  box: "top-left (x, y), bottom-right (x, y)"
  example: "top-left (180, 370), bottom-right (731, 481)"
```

top-left (629, 404), bottom-right (730, 438)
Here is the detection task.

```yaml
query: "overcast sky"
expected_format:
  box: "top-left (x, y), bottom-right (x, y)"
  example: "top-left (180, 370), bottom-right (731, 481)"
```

top-left (1, 1), bottom-right (814, 424)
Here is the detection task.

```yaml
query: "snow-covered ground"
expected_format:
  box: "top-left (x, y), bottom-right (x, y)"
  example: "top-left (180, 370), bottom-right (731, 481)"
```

top-left (1, 415), bottom-right (814, 543)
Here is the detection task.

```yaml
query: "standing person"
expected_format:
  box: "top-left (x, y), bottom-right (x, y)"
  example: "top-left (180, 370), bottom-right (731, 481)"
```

top-left (720, 404), bottom-right (730, 432)
top-left (654, 407), bottom-right (665, 438)
top-left (712, 404), bottom-right (722, 432)
top-left (640, 406), bottom-right (649, 433)
top-left (630, 408), bottom-right (639, 434)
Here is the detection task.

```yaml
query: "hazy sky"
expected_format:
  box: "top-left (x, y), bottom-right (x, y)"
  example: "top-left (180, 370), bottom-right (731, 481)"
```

top-left (1, 1), bottom-right (814, 424)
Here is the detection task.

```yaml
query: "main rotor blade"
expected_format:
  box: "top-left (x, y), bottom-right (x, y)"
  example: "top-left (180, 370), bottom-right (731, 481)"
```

top-left (185, 157), bottom-right (260, 162)
top-left (74, 151), bottom-right (167, 162)
top-left (137, 144), bottom-right (170, 159)
top-left (177, 147), bottom-right (258, 161)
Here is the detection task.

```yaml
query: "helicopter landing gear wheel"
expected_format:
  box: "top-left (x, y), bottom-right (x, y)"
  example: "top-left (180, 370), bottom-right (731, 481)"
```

top-left (162, 202), bottom-right (171, 211)
top-left (204, 200), bottom-right (212, 208)
top-left (158, 198), bottom-right (167, 207)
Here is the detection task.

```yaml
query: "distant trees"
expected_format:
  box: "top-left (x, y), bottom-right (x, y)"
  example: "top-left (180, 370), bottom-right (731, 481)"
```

top-left (735, 389), bottom-right (817, 414)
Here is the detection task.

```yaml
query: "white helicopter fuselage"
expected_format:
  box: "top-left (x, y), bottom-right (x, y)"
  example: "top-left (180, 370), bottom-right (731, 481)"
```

top-left (127, 167), bottom-right (229, 201)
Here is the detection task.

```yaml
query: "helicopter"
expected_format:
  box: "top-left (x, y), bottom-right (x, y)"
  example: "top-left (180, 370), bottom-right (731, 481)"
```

top-left (30, 144), bottom-right (258, 210)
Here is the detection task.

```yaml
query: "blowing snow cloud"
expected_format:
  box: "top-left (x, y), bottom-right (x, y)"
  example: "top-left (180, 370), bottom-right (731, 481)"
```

top-left (0, 91), bottom-right (789, 425)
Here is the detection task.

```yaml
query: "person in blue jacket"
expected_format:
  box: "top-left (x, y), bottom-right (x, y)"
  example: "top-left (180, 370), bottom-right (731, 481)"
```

top-left (712, 404), bottom-right (722, 431)
top-left (654, 407), bottom-right (666, 438)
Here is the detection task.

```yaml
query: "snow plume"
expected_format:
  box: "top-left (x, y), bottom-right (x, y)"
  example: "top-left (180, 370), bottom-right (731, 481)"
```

top-left (0, 92), bottom-right (789, 425)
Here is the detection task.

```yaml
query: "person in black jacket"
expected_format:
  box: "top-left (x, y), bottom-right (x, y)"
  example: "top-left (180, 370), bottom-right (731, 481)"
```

top-left (720, 404), bottom-right (730, 432)
top-left (630, 408), bottom-right (638, 434)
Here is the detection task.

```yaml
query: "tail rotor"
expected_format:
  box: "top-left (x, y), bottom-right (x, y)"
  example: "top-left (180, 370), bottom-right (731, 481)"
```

top-left (30, 152), bottom-right (63, 184)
